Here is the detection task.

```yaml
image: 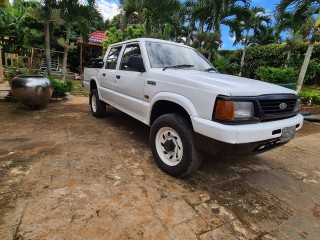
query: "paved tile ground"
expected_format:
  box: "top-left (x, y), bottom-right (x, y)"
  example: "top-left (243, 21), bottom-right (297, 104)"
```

top-left (0, 96), bottom-right (319, 239)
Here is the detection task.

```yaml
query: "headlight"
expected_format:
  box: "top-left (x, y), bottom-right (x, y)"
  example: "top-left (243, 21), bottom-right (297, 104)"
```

top-left (214, 100), bottom-right (254, 121)
top-left (234, 102), bottom-right (254, 119)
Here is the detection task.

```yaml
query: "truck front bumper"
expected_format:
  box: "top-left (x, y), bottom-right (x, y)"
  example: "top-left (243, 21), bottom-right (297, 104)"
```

top-left (191, 114), bottom-right (303, 157)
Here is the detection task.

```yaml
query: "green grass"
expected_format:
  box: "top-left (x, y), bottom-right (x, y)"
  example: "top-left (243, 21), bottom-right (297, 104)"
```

top-left (70, 80), bottom-right (89, 97)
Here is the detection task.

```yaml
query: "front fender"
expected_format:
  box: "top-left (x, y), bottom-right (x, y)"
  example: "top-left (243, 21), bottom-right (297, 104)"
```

top-left (145, 92), bottom-right (199, 125)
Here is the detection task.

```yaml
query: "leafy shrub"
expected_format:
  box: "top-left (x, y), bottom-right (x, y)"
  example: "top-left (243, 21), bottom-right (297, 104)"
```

top-left (5, 69), bottom-right (16, 82)
top-left (256, 67), bottom-right (297, 84)
top-left (49, 77), bottom-right (74, 96)
top-left (212, 53), bottom-right (240, 75)
top-left (4, 68), bottom-right (32, 82)
top-left (304, 60), bottom-right (320, 85)
top-left (218, 43), bottom-right (320, 85)
top-left (299, 90), bottom-right (320, 105)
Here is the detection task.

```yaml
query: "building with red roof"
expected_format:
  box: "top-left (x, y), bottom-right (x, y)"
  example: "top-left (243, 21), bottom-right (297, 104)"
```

top-left (76, 30), bottom-right (108, 74)
top-left (88, 30), bottom-right (107, 46)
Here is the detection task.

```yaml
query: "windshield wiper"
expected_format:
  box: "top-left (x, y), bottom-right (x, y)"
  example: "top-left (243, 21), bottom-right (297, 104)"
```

top-left (163, 64), bottom-right (194, 71)
top-left (204, 67), bottom-right (217, 72)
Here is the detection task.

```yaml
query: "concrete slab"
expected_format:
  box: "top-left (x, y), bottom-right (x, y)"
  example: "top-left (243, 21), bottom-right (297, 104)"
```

top-left (0, 96), bottom-right (320, 239)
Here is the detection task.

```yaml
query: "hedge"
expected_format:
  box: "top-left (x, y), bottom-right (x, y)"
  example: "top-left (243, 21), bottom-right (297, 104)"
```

top-left (218, 43), bottom-right (320, 85)
top-left (256, 67), bottom-right (297, 84)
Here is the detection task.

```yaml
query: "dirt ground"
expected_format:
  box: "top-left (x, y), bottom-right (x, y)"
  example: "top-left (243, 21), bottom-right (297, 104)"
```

top-left (0, 96), bottom-right (320, 240)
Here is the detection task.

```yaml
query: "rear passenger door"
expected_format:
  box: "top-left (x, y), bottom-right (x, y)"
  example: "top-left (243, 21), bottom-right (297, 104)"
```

top-left (98, 46), bottom-right (122, 104)
top-left (113, 43), bottom-right (146, 120)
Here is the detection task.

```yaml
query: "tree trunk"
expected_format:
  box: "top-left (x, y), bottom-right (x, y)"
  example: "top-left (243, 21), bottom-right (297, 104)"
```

top-left (186, 20), bottom-right (194, 46)
top-left (198, 20), bottom-right (204, 50)
top-left (284, 46), bottom-right (292, 68)
top-left (296, 9), bottom-right (320, 93)
top-left (61, 26), bottom-right (71, 76)
top-left (44, 21), bottom-right (52, 76)
top-left (296, 43), bottom-right (314, 92)
top-left (208, 51), bottom-right (212, 62)
top-left (240, 30), bottom-right (249, 77)
top-left (239, 43), bottom-right (247, 77)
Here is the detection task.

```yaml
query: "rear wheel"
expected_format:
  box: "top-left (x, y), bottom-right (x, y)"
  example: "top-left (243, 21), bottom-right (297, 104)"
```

top-left (150, 113), bottom-right (203, 177)
top-left (90, 89), bottom-right (106, 118)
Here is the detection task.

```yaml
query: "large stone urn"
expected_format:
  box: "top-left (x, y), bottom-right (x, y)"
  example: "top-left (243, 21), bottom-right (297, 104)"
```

top-left (10, 75), bottom-right (53, 108)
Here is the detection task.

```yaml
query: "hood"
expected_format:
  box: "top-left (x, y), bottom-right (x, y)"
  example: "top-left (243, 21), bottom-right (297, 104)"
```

top-left (150, 69), bottom-right (297, 96)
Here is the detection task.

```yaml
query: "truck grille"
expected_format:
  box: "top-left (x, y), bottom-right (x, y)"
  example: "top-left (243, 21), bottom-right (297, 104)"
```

top-left (259, 98), bottom-right (297, 115)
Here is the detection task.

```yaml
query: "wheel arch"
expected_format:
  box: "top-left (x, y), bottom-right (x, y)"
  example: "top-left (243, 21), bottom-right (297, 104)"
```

top-left (90, 78), bottom-right (98, 94)
top-left (148, 93), bottom-right (198, 126)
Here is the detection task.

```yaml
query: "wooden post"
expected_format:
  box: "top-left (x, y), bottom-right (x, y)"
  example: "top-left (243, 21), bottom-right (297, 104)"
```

top-left (0, 46), bottom-right (3, 82)
top-left (80, 44), bottom-right (83, 75)
top-left (30, 47), bottom-right (34, 70)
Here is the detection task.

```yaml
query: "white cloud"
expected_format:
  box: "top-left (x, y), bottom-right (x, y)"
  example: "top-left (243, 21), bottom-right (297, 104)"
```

top-left (96, 0), bottom-right (120, 20)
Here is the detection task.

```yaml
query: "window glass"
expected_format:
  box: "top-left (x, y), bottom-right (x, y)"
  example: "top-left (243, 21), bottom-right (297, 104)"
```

top-left (146, 42), bottom-right (215, 71)
top-left (120, 44), bottom-right (143, 71)
top-left (106, 46), bottom-right (122, 69)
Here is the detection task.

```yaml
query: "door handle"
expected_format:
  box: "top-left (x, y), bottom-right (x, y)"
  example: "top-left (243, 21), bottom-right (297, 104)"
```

top-left (102, 73), bottom-right (106, 77)
top-left (116, 75), bottom-right (120, 79)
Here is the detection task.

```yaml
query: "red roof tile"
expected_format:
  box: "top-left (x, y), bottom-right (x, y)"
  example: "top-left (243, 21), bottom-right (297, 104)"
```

top-left (88, 30), bottom-right (107, 44)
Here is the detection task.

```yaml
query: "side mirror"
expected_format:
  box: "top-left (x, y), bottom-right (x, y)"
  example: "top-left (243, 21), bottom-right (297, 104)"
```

top-left (127, 56), bottom-right (145, 72)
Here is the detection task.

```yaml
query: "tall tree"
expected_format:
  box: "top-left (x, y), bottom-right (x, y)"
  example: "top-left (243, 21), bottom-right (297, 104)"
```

top-left (123, 0), bottom-right (180, 36)
top-left (187, 0), bottom-right (250, 56)
top-left (277, 0), bottom-right (320, 92)
top-left (276, 9), bottom-right (316, 68)
top-left (249, 26), bottom-right (281, 46)
top-left (58, 0), bottom-right (96, 76)
top-left (226, 6), bottom-right (271, 76)
top-left (42, 0), bottom-right (59, 75)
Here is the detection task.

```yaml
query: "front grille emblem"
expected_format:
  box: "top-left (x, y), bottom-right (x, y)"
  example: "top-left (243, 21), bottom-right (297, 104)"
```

top-left (279, 103), bottom-right (287, 110)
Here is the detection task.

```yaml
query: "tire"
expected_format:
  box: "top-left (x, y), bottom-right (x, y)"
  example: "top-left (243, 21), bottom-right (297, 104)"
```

top-left (150, 113), bottom-right (203, 177)
top-left (90, 89), bottom-right (106, 118)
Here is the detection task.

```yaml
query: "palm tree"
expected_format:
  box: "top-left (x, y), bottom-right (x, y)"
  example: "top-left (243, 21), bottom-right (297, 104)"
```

top-left (122, 0), bottom-right (180, 36)
top-left (248, 26), bottom-right (281, 46)
top-left (142, 0), bottom-right (180, 36)
top-left (42, 0), bottom-right (58, 76)
top-left (276, 11), bottom-right (314, 68)
top-left (58, 0), bottom-right (96, 76)
top-left (277, 0), bottom-right (320, 92)
top-left (226, 6), bottom-right (271, 76)
top-left (187, 0), bottom-right (250, 57)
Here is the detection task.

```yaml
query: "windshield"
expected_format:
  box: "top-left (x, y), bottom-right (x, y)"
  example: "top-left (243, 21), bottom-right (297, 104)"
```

top-left (145, 41), bottom-right (217, 72)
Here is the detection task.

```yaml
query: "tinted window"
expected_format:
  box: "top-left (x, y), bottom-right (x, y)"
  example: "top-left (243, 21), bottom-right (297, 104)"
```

top-left (106, 46), bottom-right (122, 69)
top-left (120, 44), bottom-right (143, 71)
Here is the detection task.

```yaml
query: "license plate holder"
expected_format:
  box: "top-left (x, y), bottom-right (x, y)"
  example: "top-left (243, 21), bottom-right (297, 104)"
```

top-left (279, 126), bottom-right (296, 143)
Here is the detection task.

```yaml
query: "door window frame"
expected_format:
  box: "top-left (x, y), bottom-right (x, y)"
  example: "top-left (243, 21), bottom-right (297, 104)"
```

top-left (104, 45), bottom-right (123, 70)
top-left (119, 42), bottom-right (145, 72)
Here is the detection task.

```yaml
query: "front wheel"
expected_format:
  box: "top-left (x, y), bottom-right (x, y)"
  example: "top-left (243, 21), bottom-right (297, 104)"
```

top-left (150, 113), bottom-right (203, 177)
top-left (90, 89), bottom-right (106, 118)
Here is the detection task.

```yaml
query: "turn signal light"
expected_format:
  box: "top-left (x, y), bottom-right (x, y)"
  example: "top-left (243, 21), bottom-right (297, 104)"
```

top-left (215, 100), bottom-right (235, 120)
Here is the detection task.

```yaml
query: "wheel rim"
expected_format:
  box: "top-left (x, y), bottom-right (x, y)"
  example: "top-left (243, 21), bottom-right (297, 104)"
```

top-left (91, 94), bottom-right (97, 113)
top-left (155, 127), bottom-right (183, 166)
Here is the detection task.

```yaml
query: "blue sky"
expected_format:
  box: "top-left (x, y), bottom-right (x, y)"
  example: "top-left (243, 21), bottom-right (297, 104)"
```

top-left (96, 0), bottom-right (281, 50)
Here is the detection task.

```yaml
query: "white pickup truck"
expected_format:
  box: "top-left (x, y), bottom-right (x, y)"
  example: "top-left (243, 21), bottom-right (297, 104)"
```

top-left (83, 38), bottom-right (303, 177)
